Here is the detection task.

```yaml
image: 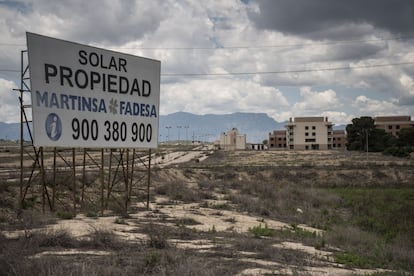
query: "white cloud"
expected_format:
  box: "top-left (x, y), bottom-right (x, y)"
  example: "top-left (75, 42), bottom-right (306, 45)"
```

top-left (0, 0), bottom-right (413, 126)
top-left (399, 74), bottom-right (414, 104)
top-left (320, 111), bottom-right (354, 126)
top-left (161, 78), bottom-right (288, 115)
top-left (293, 87), bottom-right (340, 113)
top-left (0, 78), bottom-right (20, 123)
top-left (353, 95), bottom-right (412, 116)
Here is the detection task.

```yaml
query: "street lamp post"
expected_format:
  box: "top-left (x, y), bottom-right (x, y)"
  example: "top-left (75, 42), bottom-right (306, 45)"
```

top-left (184, 126), bottom-right (189, 143)
top-left (177, 126), bottom-right (182, 141)
top-left (165, 126), bottom-right (172, 142)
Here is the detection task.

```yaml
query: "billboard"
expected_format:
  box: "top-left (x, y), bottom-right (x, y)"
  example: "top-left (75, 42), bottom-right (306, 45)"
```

top-left (26, 32), bottom-right (160, 148)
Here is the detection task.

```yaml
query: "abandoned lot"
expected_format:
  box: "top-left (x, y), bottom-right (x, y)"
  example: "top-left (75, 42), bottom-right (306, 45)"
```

top-left (1, 146), bottom-right (414, 275)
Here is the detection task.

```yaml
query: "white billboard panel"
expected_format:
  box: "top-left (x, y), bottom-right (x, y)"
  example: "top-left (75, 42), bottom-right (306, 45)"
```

top-left (26, 32), bottom-right (160, 148)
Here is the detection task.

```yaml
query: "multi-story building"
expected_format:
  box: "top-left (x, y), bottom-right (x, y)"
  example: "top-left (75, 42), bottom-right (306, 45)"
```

top-left (219, 128), bottom-right (246, 150)
top-left (332, 130), bottom-right (346, 149)
top-left (374, 116), bottom-right (414, 137)
top-left (285, 117), bottom-right (333, 150)
top-left (268, 130), bottom-right (287, 149)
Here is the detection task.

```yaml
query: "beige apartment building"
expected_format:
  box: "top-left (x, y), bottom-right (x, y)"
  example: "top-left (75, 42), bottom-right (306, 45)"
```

top-left (286, 117), bottom-right (333, 150)
top-left (332, 130), bottom-right (346, 149)
top-left (374, 116), bottom-right (414, 137)
top-left (219, 128), bottom-right (246, 150)
top-left (268, 130), bottom-right (287, 149)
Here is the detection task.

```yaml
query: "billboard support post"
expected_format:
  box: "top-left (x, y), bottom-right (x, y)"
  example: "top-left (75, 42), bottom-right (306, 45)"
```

top-left (100, 149), bottom-right (104, 216)
top-left (72, 148), bottom-right (76, 215)
top-left (15, 33), bottom-right (159, 216)
top-left (147, 149), bottom-right (151, 209)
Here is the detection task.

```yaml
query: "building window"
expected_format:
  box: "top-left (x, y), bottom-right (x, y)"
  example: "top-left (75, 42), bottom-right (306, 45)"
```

top-left (396, 125), bottom-right (400, 129)
top-left (337, 137), bottom-right (341, 141)
top-left (388, 125), bottom-right (392, 130)
top-left (338, 144), bottom-right (341, 148)
top-left (312, 126), bottom-right (316, 130)
top-left (305, 132), bottom-right (309, 136)
top-left (305, 138), bottom-right (316, 142)
top-left (312, 132), bottom-right (316, 136)
top-left (305, 126), bottom-right (309, 130)
top-left (305, 145), bottom-right (309, 150)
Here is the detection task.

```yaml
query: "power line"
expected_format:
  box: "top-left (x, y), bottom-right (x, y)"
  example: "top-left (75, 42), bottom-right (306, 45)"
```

top-left (1, 60), bottom-right (413, 76)
top-left (0, 69), bottom-right (20, 72)
top-left (161, 61), bottom-right (414, 77)
top-left (113, 35), bottom-right (414, 50)
top-left (0, 35), bottom-right (413, 50)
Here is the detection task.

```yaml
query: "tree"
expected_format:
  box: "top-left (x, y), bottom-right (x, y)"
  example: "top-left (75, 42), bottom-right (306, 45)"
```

top-left (346, 116), bottom-right (375, 151)
top-left (397, 128), bottom-right (414, 147)
top-left (369, 128), bottom-right (395, 152)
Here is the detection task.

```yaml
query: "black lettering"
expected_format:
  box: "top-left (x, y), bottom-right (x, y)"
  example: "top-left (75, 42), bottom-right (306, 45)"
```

top-left (119, 76), bottom-right (129, 94)
top-left (89, 52), bottom-right (99, 67)
top-left (119, 58), bottom-right (127, 72)
top-left (107, 74), bottom-right (117, 93)
top-left (60, 66), bottom-right (73, 87)
top-left (100, 54), bottom-right (108, 69)
top-left (108, 56), bottom-right (116, 70)
top-left (102, 73), bottom-right (106, 91)
top-left (131, 79), bottom-right (141, 96)
top-left (142, 80), bottom-right (151, 97)
top-left (44, 64), bottom-right (57, 84)
top-left (75, 69), bottom-right (88, 89)
top-left (90, 71), bottom-right (101, 90)
top-left (78, 50), bottom-right (88, 65)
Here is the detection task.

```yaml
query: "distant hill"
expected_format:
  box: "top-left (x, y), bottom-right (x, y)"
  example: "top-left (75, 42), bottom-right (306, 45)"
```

top-left (0, 113), bottom-right (348, 143)
top-left (0, 122), bottom-right (32, 141)
top-left (159, 112), bottom-right (286, 143)
top-left (0, 112), bottom-right (286, 143)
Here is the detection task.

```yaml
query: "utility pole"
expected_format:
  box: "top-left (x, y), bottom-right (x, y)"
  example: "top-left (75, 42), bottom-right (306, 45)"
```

top-left (184, 126), bottom-right (189, 143)
top-left (177, 126), bottom-right (182, 141)
top-left (165, 126), bottom-right (171, 142)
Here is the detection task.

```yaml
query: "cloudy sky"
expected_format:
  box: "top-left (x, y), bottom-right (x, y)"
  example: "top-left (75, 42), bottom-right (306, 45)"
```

top-left (0, 0), bottom-right (414, 125)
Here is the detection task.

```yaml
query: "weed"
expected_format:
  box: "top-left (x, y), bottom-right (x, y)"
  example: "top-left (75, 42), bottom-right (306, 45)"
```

top-left (114, 217), bottom-right (128, 225)
top-left (84, 227), bottom-right (122, 249)
top-left (56, 211), bottom-right (74, 220)
top-left (223, 217), bottom-right (237, 223)
top-left (334, 251), bottom-right (375, 268)
top-left (143, 223), bottom-right (169, 249)
top-left (208, 225), bottom-right (217, 234)
top-left (249, 224), bottom-right (276, 238)
top-left (174, 217), bottom-right (201, 226)
top-left (144, 251), bottom-right (161, 267)
top-left (37, 229), bottom-right (77, 248)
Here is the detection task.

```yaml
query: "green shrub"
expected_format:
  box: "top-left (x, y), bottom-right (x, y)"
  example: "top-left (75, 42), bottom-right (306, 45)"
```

top-left (249, 224), bottom-right (276, 238)
top-left (175, 217), bottom-right (200, 226)
top-left (383, 146), bottom-right (413, 157)
top-left (145, 251), bottom-right (161, 267)
top-left (335, 251), bottom-right (375, 268)
top-left (56, 211), bottom-right (74, 220)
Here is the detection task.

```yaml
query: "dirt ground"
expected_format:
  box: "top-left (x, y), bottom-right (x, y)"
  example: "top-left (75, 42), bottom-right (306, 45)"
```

top-left (1, 146), bottom-right (413, 275)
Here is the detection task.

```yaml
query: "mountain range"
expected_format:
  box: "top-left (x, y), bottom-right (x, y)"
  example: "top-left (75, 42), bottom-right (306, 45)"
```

top-left (0, 112), bottom-right (345, 144)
